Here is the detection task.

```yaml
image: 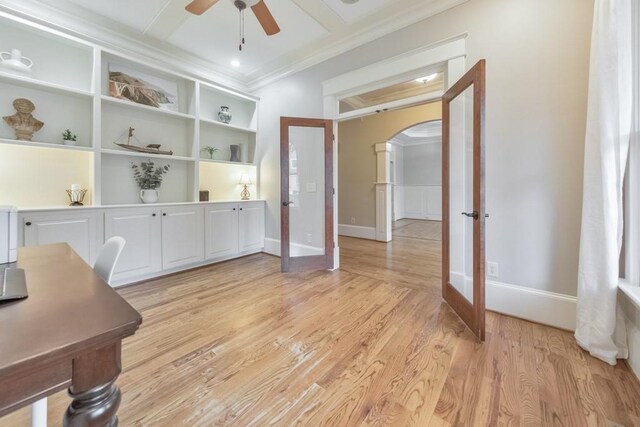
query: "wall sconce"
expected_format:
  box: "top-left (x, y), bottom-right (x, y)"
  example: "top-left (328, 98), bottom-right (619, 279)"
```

top-left (239, 173), bottom-right (251, 200)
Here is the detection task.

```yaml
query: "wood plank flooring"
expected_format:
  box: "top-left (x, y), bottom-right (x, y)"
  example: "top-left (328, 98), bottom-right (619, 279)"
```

top-left (2, 228), bottom-right (640, 426)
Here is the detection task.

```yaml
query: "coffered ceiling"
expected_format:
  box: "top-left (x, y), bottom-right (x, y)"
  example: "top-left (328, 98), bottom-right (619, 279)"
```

top-left (9, 0), bottom-right (465, 89)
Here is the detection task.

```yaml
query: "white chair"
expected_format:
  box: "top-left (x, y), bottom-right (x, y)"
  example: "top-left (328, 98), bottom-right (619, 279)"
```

top-left (93, 236), bottom-right (126, 284)
top-left (31, 236), bottom-right (126, 427)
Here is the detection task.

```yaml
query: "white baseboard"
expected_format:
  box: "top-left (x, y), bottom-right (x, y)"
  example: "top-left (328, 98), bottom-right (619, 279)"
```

top-left (264, 238), bottom-right (280, 256)
top-left (263, 238), bottom-right (325, 257)
top-left (448, 273), bottom-right (577, 331)
top-left (338, 224), bottom-right (376, 240)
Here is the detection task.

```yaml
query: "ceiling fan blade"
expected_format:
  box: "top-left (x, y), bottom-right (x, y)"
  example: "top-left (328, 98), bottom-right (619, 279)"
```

top-left (251, 1), bottom-right (280, 36)
top-left (185, 0), bottom-right (219, 15)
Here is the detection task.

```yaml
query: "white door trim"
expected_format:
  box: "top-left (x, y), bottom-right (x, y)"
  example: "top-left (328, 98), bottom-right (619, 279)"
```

top-left (323, 36), bottom-right (467, 267)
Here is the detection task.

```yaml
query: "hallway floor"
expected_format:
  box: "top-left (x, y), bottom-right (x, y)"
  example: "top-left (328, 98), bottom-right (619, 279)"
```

top-left (3, 235), bottom-right (640, 426)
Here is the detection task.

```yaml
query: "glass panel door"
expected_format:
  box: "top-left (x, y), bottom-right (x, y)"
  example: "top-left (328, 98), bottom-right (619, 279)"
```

top-left (442, 60), bottom-right (486, 340)
top-left (280, 117), bottom-right (334, 272)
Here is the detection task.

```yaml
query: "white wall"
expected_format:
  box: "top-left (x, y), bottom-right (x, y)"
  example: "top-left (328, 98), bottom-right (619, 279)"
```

top-left (403, 143), bottom-right (442, 185)
top-left (257, 0), bottom-right (593, 299)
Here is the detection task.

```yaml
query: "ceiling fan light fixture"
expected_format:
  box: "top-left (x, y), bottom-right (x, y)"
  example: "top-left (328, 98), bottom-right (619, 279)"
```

top-left (415, 73), bottom-right (438, 84)
top-left (231, 59), bottom-right (240, 67)
top-left (341, 0), bottom-right (360, 4)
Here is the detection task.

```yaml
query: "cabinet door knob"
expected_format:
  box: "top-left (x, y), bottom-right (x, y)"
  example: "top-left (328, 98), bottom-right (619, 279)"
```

top-left (233, 208), bottom-right (236, 211)
top-left (162, 213), bottom-right (167, 216)
top-left (239, 208), bottom-right (243, 211)
top-left (152, 213), bottom-right (156, 217)
top-left (25, 221), bottom-right (32, 226)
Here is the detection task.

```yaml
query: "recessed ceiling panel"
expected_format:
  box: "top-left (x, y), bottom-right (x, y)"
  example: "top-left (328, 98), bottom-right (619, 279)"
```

top-left (64, 0), bottom-right (170, 32)
top-left (339, 72), bottom-right (444, 113)
top-left (321, 0), bottom-right (394, 23)
top-left (169, 0), bottom-right (328, 73)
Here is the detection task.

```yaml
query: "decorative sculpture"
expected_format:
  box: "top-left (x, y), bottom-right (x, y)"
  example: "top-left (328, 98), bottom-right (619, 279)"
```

top-left (3, 98), bottom-right (44, 141)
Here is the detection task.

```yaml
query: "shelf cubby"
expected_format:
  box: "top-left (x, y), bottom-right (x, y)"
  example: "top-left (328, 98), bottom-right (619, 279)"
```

top-left (0, 81), bottom-right (93, 148)
top-left (0, 15), bottom-right (93, 93)
top-left (101, 52), bottom-right (196, 117)
top-left (200, 83), bottom-right (257, 131)
top-left (0, 143), bottom-right (93, 208)
top-left (101, 153), bottom-right (195, 205)
top-left (101, 102), bottom-right (195, 158)
top-left (199, 121), bottom-right (256, 164)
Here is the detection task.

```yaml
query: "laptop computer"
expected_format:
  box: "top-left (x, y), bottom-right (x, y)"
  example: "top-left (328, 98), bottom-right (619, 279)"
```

top-left (0, 266), bottom-right (28, 302)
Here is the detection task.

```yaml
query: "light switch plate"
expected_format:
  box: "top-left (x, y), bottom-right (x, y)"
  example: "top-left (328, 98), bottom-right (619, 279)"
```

top-left (306, 182), bottom-right (317, 193)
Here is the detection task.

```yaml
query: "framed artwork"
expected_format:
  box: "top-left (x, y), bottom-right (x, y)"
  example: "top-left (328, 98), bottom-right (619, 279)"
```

top-left (108, 64), bottom-right (178, 112)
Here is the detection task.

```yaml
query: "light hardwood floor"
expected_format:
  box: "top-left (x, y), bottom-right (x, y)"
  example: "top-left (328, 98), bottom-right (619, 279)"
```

top-left (3, 231), bottom-right (640, 426)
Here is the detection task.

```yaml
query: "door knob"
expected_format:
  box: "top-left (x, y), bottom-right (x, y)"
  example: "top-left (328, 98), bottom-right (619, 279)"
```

top-left (282, 201), bottom-right (293, 206)
top-left (461, 211), bottom-right (489, 220)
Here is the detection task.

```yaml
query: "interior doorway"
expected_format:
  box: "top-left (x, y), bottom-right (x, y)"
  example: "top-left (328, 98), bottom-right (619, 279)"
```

top-left (336, 103), bottom-right (442, 244)
top-left (390, 120), bottom-right (442, 244)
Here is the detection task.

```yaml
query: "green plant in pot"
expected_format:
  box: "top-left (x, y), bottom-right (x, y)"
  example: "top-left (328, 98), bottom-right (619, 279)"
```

top-left (131, 160), bottom-right (170, 204)
top-left (62, 129), bottom-right (77, 146)
top-left (201, 145), bottom-right (219, 160)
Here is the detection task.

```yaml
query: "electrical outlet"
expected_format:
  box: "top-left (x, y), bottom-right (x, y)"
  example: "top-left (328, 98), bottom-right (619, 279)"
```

top-left (306, 233), bottom-right (313, 244)
top-left (350, 217), bottom-right (356, 224)
top-left (487, 262), bottom-right (499, 278)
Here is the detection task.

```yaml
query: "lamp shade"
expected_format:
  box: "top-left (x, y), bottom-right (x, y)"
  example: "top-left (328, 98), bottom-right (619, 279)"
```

top-left (239, 173), bottom-right (252, 185)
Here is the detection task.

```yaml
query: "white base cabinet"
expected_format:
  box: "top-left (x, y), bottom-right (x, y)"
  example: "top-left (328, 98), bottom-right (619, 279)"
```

top-left (19, 201), bottom-right (265, 286)
top-left (239, 203), bottom-right (266, 252)
top-left (161, 205), bottom-right (205, 270)
top-left (205, 203), bottom-right (239, 260)
top-left (205, 202), bottom-right (265, 261)
top-left (104, 207), bottom-right (162, 282)
top-left (22, 211), bottom-right (100, 265)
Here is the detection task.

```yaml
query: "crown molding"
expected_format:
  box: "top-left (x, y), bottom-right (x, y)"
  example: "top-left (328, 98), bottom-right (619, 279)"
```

top-left (0, 0), bottom-right (249, 92)
top-left (246, 0), bottom-right (468, 91)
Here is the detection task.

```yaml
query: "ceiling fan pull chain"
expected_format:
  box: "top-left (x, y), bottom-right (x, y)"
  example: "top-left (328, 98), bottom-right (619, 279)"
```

top-left (242, 9), bottom-right (245, 46)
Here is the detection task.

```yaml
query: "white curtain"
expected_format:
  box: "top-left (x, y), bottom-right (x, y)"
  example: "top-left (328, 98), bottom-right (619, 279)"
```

top-left (575, 0), bottom-right (633, 365)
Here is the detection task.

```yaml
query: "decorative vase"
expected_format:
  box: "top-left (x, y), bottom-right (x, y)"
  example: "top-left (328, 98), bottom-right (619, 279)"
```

top-left (140, 189), bottom-right (159, 204)
top-left (218, 106), bottom-right (232, 124)
top-left (0, 49), bottom-right (33, 74)
top-left (229, 145), bottom-right (240, 162)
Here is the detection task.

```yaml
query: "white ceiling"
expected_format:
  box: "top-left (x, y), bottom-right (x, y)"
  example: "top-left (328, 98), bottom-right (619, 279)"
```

top-left (32, 0), bottom-right (463, 87)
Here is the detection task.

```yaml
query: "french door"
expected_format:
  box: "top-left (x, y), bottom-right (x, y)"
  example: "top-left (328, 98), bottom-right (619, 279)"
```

top-left (280, 117), bottom-right (334, 272)
top-left (442, 60), bottom-right (487, 340)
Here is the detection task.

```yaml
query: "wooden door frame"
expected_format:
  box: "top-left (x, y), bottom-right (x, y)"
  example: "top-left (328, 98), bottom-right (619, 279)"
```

top-left (442, 59), bottom-right (486, 340)
top-left (280, 117), bottom-right (335, 272)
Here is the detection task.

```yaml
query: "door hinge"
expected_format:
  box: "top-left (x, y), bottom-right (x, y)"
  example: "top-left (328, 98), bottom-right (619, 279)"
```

top-left (332, 188), bottom-right (335, 195)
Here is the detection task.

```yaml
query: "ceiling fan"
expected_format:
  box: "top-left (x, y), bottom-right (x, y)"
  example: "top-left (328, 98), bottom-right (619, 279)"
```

top-left (185, 0), bottom-right (280, 51)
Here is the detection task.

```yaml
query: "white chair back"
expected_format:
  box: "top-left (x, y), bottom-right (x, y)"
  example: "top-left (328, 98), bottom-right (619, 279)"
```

top-left (93, 236), bottom-right (125, 285)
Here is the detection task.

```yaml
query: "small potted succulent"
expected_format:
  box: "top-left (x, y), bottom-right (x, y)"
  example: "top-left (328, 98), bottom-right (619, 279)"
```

top-left (131, 160), bottom-right (170, 203)
top-left (200, 145), bottom-right (219, 159)
top-left (62, 129), bottom-right (77, 146)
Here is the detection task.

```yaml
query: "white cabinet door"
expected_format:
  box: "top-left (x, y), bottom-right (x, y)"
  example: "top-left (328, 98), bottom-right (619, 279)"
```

top-left (204, 203), bottom-right (239, 260)
top-left (104, 208), bottom-right (162, 282)
top-left (238, 202), bottom-right (265, 253)
top-left (22, 211), bottom-right (99, 265)
top-left (161, 205), bottom-right (204, 270)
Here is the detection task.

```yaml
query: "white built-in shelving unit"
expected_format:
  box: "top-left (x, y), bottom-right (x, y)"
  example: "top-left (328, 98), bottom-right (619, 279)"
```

top-left (0, 11), bottom-right (259, 207)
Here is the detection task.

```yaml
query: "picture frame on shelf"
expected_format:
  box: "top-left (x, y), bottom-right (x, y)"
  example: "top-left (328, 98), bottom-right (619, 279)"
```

top-left (108, 64), bottom-right (179, 112)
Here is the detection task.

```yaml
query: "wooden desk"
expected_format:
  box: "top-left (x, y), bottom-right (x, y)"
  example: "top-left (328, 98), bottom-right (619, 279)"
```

top-left (0, 243), bottom-right (142, 426)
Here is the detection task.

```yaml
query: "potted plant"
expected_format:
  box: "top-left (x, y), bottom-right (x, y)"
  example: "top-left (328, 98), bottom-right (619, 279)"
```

top-left (201, 145), bottom-right (219, 159)
top-left (62, 129), bottom-right (77, 146)
top-left (131, 160), bottom-right (170, 203)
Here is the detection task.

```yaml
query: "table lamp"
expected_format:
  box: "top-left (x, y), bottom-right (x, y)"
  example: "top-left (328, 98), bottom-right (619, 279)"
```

top-left (239, 174), bottom-right (251, 200)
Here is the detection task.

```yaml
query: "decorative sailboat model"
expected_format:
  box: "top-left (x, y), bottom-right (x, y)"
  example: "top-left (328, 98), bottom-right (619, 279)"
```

top-left (114, 127), bottom-right (173, 156)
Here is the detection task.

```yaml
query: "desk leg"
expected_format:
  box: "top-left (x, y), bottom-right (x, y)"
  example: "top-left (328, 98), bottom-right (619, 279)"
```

top-left (63, 342), bottom-right (122, 427)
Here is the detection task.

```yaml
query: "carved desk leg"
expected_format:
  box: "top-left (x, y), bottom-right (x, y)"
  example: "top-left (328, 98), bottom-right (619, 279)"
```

top-left (63, 342), bottom-right (122, 427)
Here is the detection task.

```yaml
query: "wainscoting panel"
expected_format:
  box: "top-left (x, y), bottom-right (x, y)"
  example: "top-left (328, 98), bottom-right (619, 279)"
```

top-left (397, 185), bottom-right (442, 221)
